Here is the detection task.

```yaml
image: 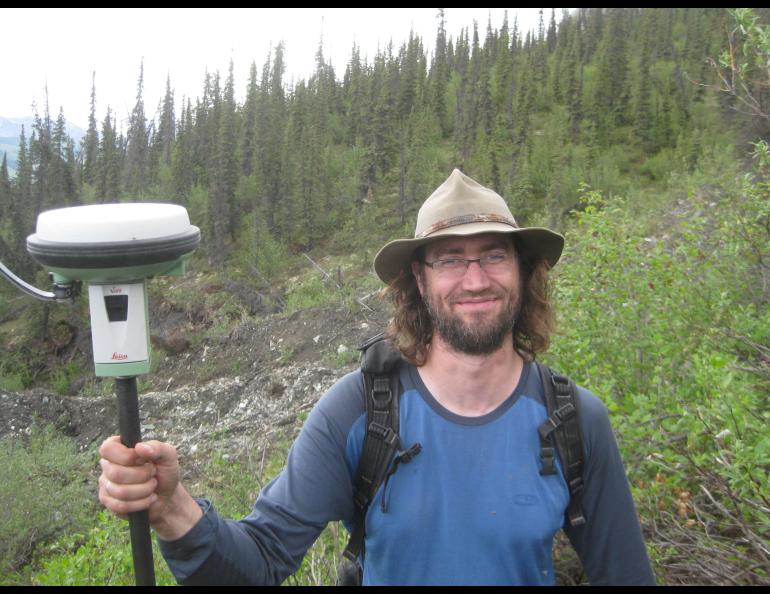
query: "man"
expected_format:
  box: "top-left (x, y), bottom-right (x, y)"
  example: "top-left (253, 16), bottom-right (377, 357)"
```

top-left (99, 169), bottom-right (655, 585)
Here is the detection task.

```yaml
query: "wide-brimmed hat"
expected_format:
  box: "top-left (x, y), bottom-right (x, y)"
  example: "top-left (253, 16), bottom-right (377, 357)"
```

top-left (373, 169), bottom-right (564, 283)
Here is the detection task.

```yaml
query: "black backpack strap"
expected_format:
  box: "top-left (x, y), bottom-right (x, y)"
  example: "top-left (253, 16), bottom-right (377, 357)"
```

top-left (536, 362), bottom-right (586, 528)
top-left (338, 334), bottom-right (405, 585)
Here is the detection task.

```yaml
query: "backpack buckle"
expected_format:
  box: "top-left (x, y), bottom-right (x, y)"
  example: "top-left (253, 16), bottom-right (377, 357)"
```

top-left (569, 475), bottom-right (584, 495)
top-left (551, 374), bottom-right (571, 397)
top-left (553, 402), bottom-right (575, 422)
top-left (371, 377), bottom-right (392, 407)
top-left (538, 403), bottom-right (575, 440)
top-left (368, 422), bottom-right (399, 447)
top-left (540, 445), bottom-right (557, 475)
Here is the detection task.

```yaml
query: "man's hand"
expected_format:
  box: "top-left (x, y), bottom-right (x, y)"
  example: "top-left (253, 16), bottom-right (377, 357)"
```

top-left (98, 436), bottom-right (202, 541)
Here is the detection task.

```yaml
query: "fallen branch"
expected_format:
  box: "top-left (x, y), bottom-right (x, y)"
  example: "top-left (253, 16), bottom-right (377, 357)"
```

top-left (302, 253), bottom-right (341, 289)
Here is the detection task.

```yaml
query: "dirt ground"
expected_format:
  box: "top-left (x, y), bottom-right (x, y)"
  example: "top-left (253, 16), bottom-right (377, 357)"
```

top-left (0, 275), bottom-right (391, 457)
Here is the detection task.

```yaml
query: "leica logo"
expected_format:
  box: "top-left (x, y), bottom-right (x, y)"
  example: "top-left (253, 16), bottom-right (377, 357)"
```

top-left (110, 287), bottom-right (123, 294)
top-left (111, 352), bottom-right (129, 360)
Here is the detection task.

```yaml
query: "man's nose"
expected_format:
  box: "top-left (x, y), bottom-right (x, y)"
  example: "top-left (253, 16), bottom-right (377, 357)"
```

top-left (461, 259), bottom-right (491, 291)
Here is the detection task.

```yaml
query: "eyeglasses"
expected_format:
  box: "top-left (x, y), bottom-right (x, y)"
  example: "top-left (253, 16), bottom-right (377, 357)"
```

top-left (422, 251), bottom-right (513, 277)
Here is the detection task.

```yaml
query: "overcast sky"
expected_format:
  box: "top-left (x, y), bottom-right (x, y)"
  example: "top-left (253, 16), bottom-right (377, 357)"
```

top-left (1, 8), bottom-right (548, 131)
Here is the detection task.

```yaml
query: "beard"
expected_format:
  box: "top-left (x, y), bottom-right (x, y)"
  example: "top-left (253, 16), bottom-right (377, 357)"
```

top-left (422, 285), bottom-right (521, 356)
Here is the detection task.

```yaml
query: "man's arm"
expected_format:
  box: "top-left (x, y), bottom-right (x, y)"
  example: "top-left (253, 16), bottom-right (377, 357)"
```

top-left (564, 388), bottom-right (656, 586)
top-left (100, 370), bottom-right (366, 585)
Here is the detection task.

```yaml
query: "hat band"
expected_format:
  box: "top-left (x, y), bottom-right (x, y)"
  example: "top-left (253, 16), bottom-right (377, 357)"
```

top-left (415, 213), bottom-right (518, 239)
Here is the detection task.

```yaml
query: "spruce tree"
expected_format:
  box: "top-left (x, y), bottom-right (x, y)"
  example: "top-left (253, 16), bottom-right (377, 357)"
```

top-left (0, 152), bottom-right (33, 273)
top-left (213, 60), bottom-right (238, 259)
top-left (453, 27), bottom-right (472, 167)
top-left (172, 98), bottom-right (195, 203)
top-left (203, 69), bottom-right (223, 259)
top-left (51, 109), bottom-right (76, 205)
top-left (157, 75), bottom-right (176, 167)
top-left (13, 127), bottom-right (32, 230)
top-left (634, 10), bottom-right (655, 154)
top-left (547, 8), bottom-right (558, 53)
top-left (398, 33), bottom-right (420, 120)
top-left (64, 137), bottom-right (79, 204)
top-left (30, 95), bottom-right (53, 216)
top-left (343, 42), bottom-right (367, 143)
top-left (241, 61), bottom-right (259, 177)
top-left (0, 154), bottom-right (14, 267)
top-left (592, 8), bottom-right (630, 144)
top-left (429, 9), bottom-right (450, 138)
top-left (97, 107), bottom-right (121, 203)
top-left (565, 19), bottom-right (584, 143)
top-left (256, 44), bottom-right (288, 236)
top-left (363, 41), bottom-right (400, 188)
top-left (124, 61), bottom-right (149, 196)
top-left (0, 154), bottom-right (10, 215)
top-left (192, 72), bottom-right (213, 189)
top-left (491, 11), bottom-right (512, 119)
top-left (582, 8), bottom-right (603, 63)
top-left (82, 72), bottom-right (100, 186)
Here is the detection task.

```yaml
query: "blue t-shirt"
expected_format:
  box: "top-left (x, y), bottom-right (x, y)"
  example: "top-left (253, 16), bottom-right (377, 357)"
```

top-left (159, 360), bottom-right (655, 585)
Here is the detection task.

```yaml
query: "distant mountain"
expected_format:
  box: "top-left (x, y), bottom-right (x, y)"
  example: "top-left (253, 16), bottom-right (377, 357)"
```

top-left (0, 116), bottom-right (86, 176)
top-left (0, 115), bottom-right (87, 140)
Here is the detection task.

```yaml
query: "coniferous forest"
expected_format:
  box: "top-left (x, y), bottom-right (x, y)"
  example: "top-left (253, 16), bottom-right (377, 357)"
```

top-left (0, 7), bottom-right (769, 586)
top-left (1, 7), bottom-right (759, 275)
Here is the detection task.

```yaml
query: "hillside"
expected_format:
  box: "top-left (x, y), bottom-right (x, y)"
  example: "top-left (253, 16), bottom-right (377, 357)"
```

top-left (0, 7), bottom-right (768, 587)
top-left (2, 140), bottom-right (768, 584)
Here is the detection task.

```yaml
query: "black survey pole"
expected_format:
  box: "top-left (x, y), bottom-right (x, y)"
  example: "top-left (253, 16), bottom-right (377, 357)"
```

top-left (115, 376), bottom-right (156, 587)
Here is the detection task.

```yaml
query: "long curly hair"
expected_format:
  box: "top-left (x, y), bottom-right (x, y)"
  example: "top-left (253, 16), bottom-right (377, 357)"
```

top-left (382, 239), bottom-right (556, 366)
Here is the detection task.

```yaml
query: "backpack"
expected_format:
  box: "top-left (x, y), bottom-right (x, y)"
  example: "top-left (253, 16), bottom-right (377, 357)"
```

top-left (337, 334), bottom-right (586, 586)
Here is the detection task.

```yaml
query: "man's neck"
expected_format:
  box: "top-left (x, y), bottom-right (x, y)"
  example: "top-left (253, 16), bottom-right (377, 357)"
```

top-left (416, 334), bottom-right (524, 417)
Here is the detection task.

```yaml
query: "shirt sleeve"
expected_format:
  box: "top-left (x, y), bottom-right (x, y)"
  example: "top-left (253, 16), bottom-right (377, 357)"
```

top-left (158, 370), bottom-right (365, 585)
top-left (564, 387), bottom-right (656, 585)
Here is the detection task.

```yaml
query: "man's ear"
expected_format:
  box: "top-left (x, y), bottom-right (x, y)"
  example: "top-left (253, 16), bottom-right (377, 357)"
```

top-left (411, 261), bottom-right (425, 296)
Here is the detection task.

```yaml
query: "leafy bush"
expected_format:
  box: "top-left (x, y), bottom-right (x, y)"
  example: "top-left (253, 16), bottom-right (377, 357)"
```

top-left (549, 145), bottom-right (769, 584)
top-left (0, 425), bottom-right (92, 577)
top-left (29, 511), bottom-right (175, 586)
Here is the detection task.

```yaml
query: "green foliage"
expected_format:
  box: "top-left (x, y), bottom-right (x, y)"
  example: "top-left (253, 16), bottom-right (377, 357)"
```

top-left (322, 345), bottom-right (361, 370)
top-left (29, 511), bottom-right (175, 586)
top-left (197, 449), bottom-right (266, 519)
top-left (2, 8), bottom-right (735, 266)
top-left (283, 522), bottom-right (348, 587)
top-left (48, 360), bottom-right (83, 396)
top-left (196, 442), bottom-right (348, 586)
top-left (0, 425), bottom-right (92, 577)
top-left (0, 352), bottom-right (34, 391)
top-left (549, 144), bottom-right (770, 582)
top-left (713, 8), bottom-right (770, 123)
top-left (233, 211), bottom-right (292, 281)
top-left (284, 252), bottom-right (382, 319)
top-left (284, 275), bottom-right (340, 315)
top-left (638, 148), bottom-right (677, 182)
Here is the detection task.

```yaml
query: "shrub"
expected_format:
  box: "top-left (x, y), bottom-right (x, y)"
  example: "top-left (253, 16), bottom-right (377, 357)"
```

top-left (30, 511), bottom-right (175, 586)
top-left (0, 425), bottom-right (92, 577)
top-left (549, 150), bottom-right (769, 583)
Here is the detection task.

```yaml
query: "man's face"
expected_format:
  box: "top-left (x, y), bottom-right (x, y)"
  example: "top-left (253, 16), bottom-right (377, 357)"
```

top-left (411, 233), bottom-right (522, 355)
